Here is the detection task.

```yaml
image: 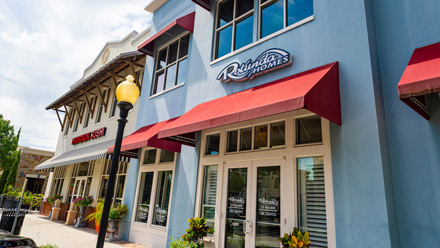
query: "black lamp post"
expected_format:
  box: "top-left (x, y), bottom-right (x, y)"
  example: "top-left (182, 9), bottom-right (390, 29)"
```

top-left (96, 75), bottom-right (139, 248)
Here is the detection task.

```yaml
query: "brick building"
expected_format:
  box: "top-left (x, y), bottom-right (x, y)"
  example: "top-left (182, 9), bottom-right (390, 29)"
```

top-left (15, 146), bottom-right (54, 194)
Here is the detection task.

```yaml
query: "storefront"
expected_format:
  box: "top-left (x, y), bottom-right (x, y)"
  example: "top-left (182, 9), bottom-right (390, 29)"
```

top-left (36, 30), bottom-right (149, 223)
top-left (117, 0), bottom-right (440, 247)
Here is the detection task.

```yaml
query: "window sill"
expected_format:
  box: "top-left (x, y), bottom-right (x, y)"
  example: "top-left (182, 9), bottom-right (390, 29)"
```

top-left (210, 15), bottom-right (314, 66)
top-left (294, 142), bottom-right (323, 148)
top-left (224, 145), bottom-right (286, 155)
top-left (149, 82), bottom-right (185, 99)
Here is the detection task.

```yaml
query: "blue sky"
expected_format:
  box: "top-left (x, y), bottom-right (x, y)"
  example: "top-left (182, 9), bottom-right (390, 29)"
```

top-left (0, 0), bottom-right (151, 151)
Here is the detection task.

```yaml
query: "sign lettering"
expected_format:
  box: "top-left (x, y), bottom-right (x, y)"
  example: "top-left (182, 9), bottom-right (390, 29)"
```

top-left (217, 48), bottom-right (293, 83)
top-left (72, 127), bottom-right (107, 145)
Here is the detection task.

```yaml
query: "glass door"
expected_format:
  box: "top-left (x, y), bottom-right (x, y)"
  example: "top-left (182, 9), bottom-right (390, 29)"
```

top-left (72, 177), bottom-right (87, 200)
top-left (222, 159), bottom-right (283, 248)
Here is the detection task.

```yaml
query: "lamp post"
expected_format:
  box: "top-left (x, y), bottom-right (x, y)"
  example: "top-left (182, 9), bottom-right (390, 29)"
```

top-left (96, 75), bottom-right (139, 248)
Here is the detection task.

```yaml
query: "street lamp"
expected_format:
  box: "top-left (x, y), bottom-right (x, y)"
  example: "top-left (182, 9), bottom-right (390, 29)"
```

top-left (96, 75), bottom-right (139, 248)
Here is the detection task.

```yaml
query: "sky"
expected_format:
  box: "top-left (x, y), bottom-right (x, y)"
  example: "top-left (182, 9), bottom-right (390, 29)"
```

top-left (0, 0), bottom-right (152, 151)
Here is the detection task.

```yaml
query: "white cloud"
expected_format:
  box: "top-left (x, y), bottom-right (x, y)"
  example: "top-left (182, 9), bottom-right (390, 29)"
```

top-left (0, 0), bottom-right (151, 151)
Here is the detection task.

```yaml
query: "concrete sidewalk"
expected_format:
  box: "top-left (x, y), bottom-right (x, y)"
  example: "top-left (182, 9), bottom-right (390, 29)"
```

top-left (20, 214), bottom-right (144, 248)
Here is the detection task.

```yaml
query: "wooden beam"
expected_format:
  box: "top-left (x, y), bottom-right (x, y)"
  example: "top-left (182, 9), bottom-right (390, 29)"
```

top-left (132, 61), bottom-right (144, 68)
top-left (72, 99), bottom-right (83, 122)
top-left (104, 87), bottom-right (111, 112)
top-left (54, 108), bottom-right (64, 131)
top-left (94, 83), bottom-right (105, 107)
top-left (114, 74), bottom-right (125, 80)
top-left (108, 73), bottom-right (118, 87)
top-left (63, 105), bottom-right (74, 128)
top-left (128, 62), bottom-right (141, 89)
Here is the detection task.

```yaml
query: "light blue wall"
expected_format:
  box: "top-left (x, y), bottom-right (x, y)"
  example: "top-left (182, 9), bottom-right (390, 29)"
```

top-left (119, 157), bottom-right (139, 240)
top-left (371, 0), bottom-right (440, 247)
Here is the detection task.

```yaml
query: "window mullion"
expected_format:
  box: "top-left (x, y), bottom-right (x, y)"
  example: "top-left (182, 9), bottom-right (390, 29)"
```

top-left (163, 47), bottom-right (170, 91)
top-left (283, 0), bottom-right (287, 28)
top-left (175, 38), bottom-right (181, 86)
top-left (231, 0), bottom-right (237, 52)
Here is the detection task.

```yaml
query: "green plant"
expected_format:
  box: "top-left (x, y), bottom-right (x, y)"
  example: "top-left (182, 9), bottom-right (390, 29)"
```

top-left (108, 204), bottom-right (128, 219)
top-left (32, 194), bottom-right (44, 207)
top-left (278, 227), bottom-right (311, 248)
top-left (182, 217), bottom-right (214, 243)
top-left (72, 196), bottom-right (93, 207)
top-left (4, 185), bottom-right (20, 199)
top-left (169, 238), bottom-right (204, 248)
top-left (45, 195), bottom-right (62, 204)
top-left (39, 244), bottom-right (59, 248)
top-left (85, 200), bottom-right (104, 225)
top-left (22, 191), bottom-right (33, 205)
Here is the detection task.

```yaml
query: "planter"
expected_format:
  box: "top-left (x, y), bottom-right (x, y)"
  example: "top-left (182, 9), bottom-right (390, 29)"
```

top-left (4, 198), bottom-right (18, 209)
top-left (106, 219), bottom-right (120, 242)
top-left (74, 206), bottom-right (87, 228)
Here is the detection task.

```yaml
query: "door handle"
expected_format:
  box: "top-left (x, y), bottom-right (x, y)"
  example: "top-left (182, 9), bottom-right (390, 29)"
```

top-left (243, 220), bottom-right (253, 234)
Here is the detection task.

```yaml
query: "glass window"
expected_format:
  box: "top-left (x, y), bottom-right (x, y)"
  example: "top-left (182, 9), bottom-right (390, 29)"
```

top-left (260, 0), bottom-right (284, 38)
top-left (152, 34), bottom-right (190, 95)
top-left (296, 116), bottom-right (322, 145)
top-left (205, 133), bottom-right (220, 155)
top-left (226, 130), bottom-right (238, 152)
top-left (109, 93), bottom-right (117, 118)
top-left (64, 108), bottom-right (74, 136)
top-left (83, 97), bottom-right (95, 129)
top-left (254, 124), bottom-right (268, 149)
top-left (73, 103), bottom-right (84, 133)
top-left (287, 0), bottom-right (313, 26)
top-left (160, 150), bottom-right (175, 163)
top-left (152, 170), bottom-right (173, 226)
top-left (99, 160), bottom-right (128, 204)
top-left (201, 165), bottom-right (218, 232)
top-left (77, 162), bottom-right (89, 176)
top-left (270, 121), bottom-right (285, 147)
top-left (135, 172), bottom-right (154, 223)
top-left (95, 90), bottom-right (107, 124)
top-left (143, 149), bottom-right (157, 164)
top-left (215, 0), bottom-right (254, 59)
top-left (298, 156), bottom-right (327, 247)
top-left (240, 127), bottom-right (252, 151)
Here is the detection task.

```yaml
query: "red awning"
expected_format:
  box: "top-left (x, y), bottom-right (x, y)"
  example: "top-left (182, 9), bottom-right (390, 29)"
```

top-left (108, 118), bottom-right (181, 156)
top-left (192, 0), bottom-right (210, 11)
top-left (398, 42), bottom-right (440, 119)
top-left (158, 62), bottom-right (340, 145)
top-left (137, 12), bottom-right (195, 56)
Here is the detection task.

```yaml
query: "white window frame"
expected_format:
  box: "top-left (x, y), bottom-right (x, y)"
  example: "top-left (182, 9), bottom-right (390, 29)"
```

top-left (194, 109), bottom-right (336, 247)
top-left (130, 148), bottom-right (176, 238)
top-left (151, 32), bottom-right (190, 96)
top-left (98, 158), bottom-right (129, 205)
top-left (95, 89), bottom-right (107, 124)
top-left (83, 96), bottom-right (95, 129)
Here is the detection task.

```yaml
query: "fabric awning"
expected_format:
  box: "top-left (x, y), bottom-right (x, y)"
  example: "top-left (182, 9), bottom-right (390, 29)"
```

top-left (158, 62), bottom-right (340, 145)
top-left (108, 118), bottom-right (182, 155)
top-left (137, 12), bottom-right (195, 56)
top-left (192, 0), bottom-right (210, 11)
top-left (35, 139), bottom-right (116, 170)
top-left (398, 42), bottom-right (440, 119)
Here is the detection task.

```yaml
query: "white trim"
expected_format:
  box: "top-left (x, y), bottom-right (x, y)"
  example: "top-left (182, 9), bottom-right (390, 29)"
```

top-left (210, 15), bottom-right (314, 65)
top-left (195, 109), bottom-right (336, 248)
top-left (148, 82), bottom-right (185, 99)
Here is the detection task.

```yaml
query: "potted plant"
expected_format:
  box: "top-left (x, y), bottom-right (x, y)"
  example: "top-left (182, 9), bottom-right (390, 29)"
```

top-left (72, 196), bottom-right (93, 228)
top-left (3, 185), bottom-right (20, 208)
top-left (21, 191), bottom-right (33, 210)
top-left (85, 200), bottom-right (104, 233)
top-left (278, 227), bottom-right (311, 248)
top-left (170, 217), bottom-right (214, 248)
top-left (32, 194), bottom-right (44, 211)
top-left (106, 204), bottom-right (128, 241)
top-left (45, 195), bottom-right (62, 219)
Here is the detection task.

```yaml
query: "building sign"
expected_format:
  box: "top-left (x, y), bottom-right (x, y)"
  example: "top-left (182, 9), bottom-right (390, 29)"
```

top-left (258, 198), bottom-right (279, 217)
top-left (217, 48), bottom-right (293, 83)
top-left (228, 196), bottom-right (245, 214)
top-left (72, 127), bottom-right (107, 145)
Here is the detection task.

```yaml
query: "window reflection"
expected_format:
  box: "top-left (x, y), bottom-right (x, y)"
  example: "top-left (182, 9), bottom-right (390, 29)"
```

top-left (261, 0), bottom-right (284, 38)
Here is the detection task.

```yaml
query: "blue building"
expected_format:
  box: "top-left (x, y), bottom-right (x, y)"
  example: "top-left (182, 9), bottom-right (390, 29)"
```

top-left (115, 0), bottom-right (440, 247)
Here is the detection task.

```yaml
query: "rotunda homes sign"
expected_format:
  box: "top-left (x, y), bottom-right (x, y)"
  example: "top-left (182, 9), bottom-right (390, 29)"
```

top-left (217, 48), bottom-right (293, 83)
top-left (72, 127), bottom-right (107, 145)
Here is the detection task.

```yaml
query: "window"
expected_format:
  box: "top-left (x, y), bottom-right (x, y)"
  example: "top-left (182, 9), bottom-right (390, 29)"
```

top-left (134, 148), bottom-right (176, 226)
top-left (50, 166), bottom-right (66, 197)
top-left (297, 156), bottom-right (327, 247)
top-left (152, 170), bottom-right (173, 226)
top-left (200, 165), bottom-right (218, 232)
top-left (64, 108), bottom-right (74, 136)
top-left (226, 121), bottom-right (285, 153)
top-left (99, 158), bottom-right (129, 205)
top-left (296, 115), bottom-right (322, 145)
top-left (67, 161), bottom-right (95, 203)
top-left (152, 34), bottom-right (189, 95)
top-left (83, 96), bottom-right (95, 129)
top-left (143, 149), bottom-right (157, 164)
top-left (135, 172), bottom-right (154, 223)
top-left (205, 133), bottom-right (220, 155)
top-left (109, 92), bottom-right (118, 118)
top-left (159, 150), bottom-right (175, 163)
top-left (73, 103), bottom-right (84, 133)
top-left (214, 0), bottom-right (313, 58)
top-left (215, 0), bottom-right (254, 59)
top-left (95, 90), bottom-right (107, 124)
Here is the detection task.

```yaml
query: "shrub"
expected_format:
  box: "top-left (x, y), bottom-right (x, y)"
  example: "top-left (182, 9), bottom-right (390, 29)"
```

top-left (72, 196), bottom-right (93, 207)
top-left (39, 244), bottom-right (59, 248)
top-left (278, 227), bottom-right (311, 248)
top-left (169, 238), bottom-right (204, 248)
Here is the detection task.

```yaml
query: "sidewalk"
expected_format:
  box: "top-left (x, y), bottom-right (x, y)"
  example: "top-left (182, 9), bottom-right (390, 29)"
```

top-left (20, 214), bottom-right (144, 248)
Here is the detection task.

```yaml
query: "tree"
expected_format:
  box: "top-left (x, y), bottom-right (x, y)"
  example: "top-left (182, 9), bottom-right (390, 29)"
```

top-left (0, 114), bottom-right (21, 193)
top-left (6, 149), bottom-right (21, 189)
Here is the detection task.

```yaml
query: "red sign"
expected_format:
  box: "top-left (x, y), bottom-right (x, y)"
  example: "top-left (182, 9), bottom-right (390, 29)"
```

top-left (72, 127), bottom-right (107, 145)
